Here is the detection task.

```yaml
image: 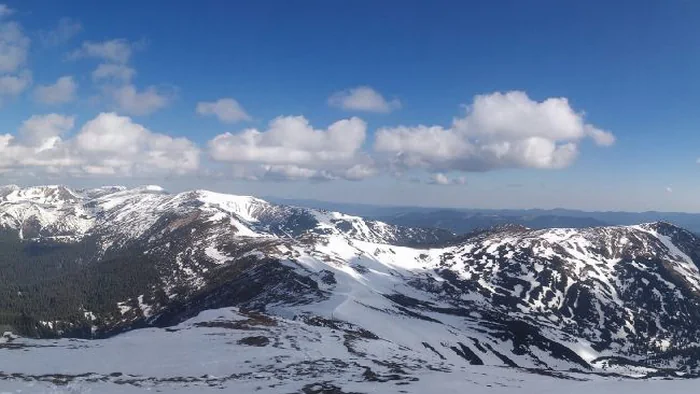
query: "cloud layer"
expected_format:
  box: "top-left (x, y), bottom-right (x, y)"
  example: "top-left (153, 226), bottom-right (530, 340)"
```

top-left (0, 5), bottom-right (616, 183)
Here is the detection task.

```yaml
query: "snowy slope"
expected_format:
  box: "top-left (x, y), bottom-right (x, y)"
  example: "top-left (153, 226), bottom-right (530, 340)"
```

top-left (0, 307), bottom-right (698, 393)
top-left (258, 222), bottom-right (700, 374)
top-left (2, 185), bottom-right (700, 388)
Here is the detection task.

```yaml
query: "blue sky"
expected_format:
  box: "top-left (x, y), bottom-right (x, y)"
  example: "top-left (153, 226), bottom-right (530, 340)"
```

top-left (1, 0), bottom-right (700, 211)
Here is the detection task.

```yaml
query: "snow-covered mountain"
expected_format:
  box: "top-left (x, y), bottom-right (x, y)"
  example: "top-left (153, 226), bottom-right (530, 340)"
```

top-left (2, 185), bottom-right (700, 385)
top-left (0, 184), bottom-right (452, 245)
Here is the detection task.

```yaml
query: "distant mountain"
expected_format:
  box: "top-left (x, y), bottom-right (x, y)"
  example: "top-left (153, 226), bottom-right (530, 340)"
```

top-left (375, 210), bottom-right (609, 233)
top-left (2, 185), bottom-right (700, 381)
top-left (262, 196), bottom-right (400, 217)
top-left (266, 197), bottom-right (700, 234)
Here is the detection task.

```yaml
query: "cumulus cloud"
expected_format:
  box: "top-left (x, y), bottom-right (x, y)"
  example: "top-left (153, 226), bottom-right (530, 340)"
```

top-left (0, 11), bottom-right (32, 106)
top-left (0, 112), bottom-right (199, 176)
top-left (33, 76), bottom-right (77, 105)
top-left (73, 113), bottom-right (198, 175)
top-left (0, 114), bottom-right (77, 171)
top-left (375, 91), bottom-right (614, 173)
top-left (196, 98), bottom-right (251, 123)
top-left (0, 17), bottom-right (30, 100)
top-left (328, 86), bottom-right (401, 113)
top-left (92, 63), bottom-right (135, 83)
top-left (69, 39), bottom-right (140, 64)
top-left (0, 10), bottom-right (30, 105)
top-left (666, 186), bottom-right (673, 194)
top-left (108, 84), bottom-right (172, 116)
top-left (208, 116), bottom-right (373, 180)
top-left (0, 69), bottom-right (31, 101)
top-left (19, 114), bottom-right (75, 148)
top-left (71, 37), bottom-right (170, 115)
top-left (40, 18), bottom-right (82, 46)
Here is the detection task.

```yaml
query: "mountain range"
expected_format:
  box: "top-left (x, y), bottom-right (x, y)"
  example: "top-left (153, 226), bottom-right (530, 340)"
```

top-left (267, 197), bottom-right (700, 234)
top-left (2, 185), bottom-right (700, 391)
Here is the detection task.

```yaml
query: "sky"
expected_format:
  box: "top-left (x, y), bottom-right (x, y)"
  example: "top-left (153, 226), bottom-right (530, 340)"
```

top-left (0, 0), bottom-right (699, 211)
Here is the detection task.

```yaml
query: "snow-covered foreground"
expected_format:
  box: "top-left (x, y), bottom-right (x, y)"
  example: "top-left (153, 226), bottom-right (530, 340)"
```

top-left (0, 370), bottom-right (697, 394)
top-left (0, 308), bottom-right (696, 394)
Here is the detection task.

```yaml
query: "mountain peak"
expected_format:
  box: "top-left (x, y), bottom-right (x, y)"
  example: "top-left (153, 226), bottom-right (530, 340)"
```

top-left (0, 184), bottom-right (80, 205)
top-left (637, 221), bottom-right (688, 235)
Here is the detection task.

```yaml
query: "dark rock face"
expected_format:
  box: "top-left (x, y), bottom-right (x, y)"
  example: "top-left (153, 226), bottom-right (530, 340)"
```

top-left (237, 336), bottom-right (270, 346)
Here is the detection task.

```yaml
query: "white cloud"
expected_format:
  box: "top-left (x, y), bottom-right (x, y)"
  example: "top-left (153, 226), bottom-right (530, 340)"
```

top-left (585, 125), bottom-right (615, 146)
top-left (0, 69), bottom-right (31, 100)
top-left (231, 163), bottom-right (377, 182)
top-left (19, 114), bottom-right (75, 148)
top-left (0, 10), bottom-right (30, 105)
top-left (0, 112), bottom-right (199, 176)
top-left (0, 114), bottom-right (78, 171)
top-left (40, 18), bottom-right (82, 46)
top-left (196, 98), bottom-right (251, 123)
top-left (375, 91), bottom-right (613, 173)
top-left (208, 116), bottom-right (373, 180)
top-left (73, 113), bottom-right (198, 175)
top-left (428, 173), bottom-right (466, 185)
top-left (259, 165), bottom-right (332, 181)
top-left (33, 76), bottom-right (77, 105)
top-left (666, 186), bottom-right (673, 193)
top-left (328, 86), bottom-right (401, 113)
top-left (343, 164), bottom-right (377, 180)
top-left (92, 63), bottom-right (135, 83)
top-left (430, 173), bottom-right (450, 185)
top-left (70, 39), bottom-right (139, 64)
top-left (0, 19), bottom-right (29, 73)
top-left (108, 84), bottom-right (172, 115)
top-left (73, 38), bottom-right (169, 115)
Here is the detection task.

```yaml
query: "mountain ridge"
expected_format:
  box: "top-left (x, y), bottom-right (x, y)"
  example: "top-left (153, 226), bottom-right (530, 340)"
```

top-left (1, 185), bottom-right (700, 378)
top-left (266, 196), bottom-right (700, 234)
